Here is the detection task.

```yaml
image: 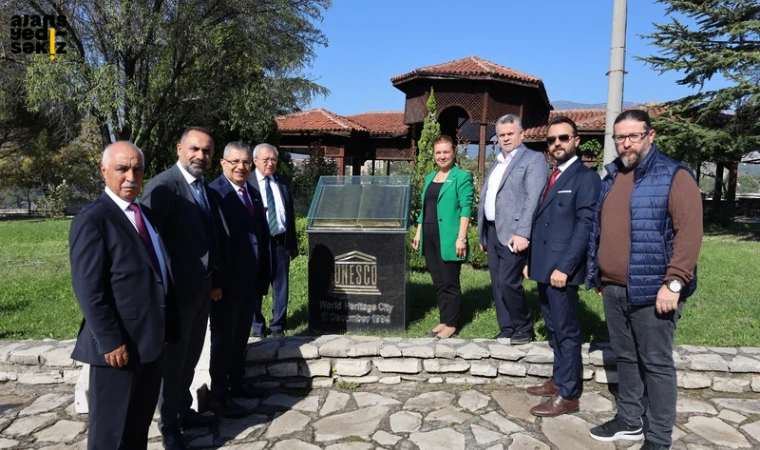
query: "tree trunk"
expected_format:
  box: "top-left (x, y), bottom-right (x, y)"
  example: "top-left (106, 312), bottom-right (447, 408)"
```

top-left (712, 162), bottom-right (724, 216)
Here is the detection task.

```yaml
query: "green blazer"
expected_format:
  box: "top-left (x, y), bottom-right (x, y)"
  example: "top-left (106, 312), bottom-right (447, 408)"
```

top-left (417, 166), bottom-right (474, 261)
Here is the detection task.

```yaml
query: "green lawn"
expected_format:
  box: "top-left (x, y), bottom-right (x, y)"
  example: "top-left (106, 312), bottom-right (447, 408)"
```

top-left (1, 218), bottom-right (758, 346)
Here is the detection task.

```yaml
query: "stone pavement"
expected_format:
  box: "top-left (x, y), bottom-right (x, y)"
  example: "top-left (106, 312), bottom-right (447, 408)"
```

top-left (2, 376), bottom-right (760, 449)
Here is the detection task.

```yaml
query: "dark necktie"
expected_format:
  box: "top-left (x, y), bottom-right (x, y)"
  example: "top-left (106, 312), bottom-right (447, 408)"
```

top-left (239, 187), bottom-right (255, 218)
top-left (265, 177), bottom-right (279, 236)
top-left (127, 203), bottom-right (162, 276)
top-left (192, 178), bottom-right (210, 214)
top-left (542, 168), bottom-right (562, 203)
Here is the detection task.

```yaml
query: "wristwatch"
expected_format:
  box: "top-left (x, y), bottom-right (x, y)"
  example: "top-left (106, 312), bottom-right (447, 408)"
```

top-left (457, 237), bottom-right (467, 243)
top-left (666, 279), bottom-right (683, 293)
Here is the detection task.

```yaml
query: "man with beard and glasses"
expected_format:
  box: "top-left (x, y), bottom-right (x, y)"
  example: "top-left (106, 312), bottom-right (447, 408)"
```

top-left (522, 116), bottom-right (600, 417)
top-left (143, 127), bottom-right (228, 450)
top-left (586, 110), bottom-right (702, 450)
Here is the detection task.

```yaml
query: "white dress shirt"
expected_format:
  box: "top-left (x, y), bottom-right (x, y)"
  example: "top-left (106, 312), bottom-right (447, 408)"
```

top-left (104, 187), bottom-right (168, 292)
top-left (254, 169), bottom-right (287, 235)
top-left (554, 155), bottom-right (578, 180)
top-left (483, 147), bottom-right (520, 221)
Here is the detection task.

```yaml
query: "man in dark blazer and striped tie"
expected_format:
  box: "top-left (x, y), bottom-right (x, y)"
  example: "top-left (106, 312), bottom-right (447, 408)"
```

top-left (249, 143), bottom-right (299, 338)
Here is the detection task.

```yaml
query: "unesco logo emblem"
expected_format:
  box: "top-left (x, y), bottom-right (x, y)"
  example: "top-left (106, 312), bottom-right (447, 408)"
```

top-left (10, 14), bottom-right (68, 60)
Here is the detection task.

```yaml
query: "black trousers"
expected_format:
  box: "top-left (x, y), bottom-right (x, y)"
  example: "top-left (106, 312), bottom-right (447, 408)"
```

top-left (89, 357), bottom-right (163, 450)
top-left (422, 222), bottom-right (462, 327)
top-left (210, 287), bottom-right (261, 400)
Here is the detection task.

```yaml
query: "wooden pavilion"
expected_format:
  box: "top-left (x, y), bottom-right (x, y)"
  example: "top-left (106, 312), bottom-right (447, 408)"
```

top-left (276, 56), bottom-right (609, 177)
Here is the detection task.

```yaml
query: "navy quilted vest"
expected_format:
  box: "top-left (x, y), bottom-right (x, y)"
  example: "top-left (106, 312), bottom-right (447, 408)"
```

top-left (586, 145), bottom-right (698, 305)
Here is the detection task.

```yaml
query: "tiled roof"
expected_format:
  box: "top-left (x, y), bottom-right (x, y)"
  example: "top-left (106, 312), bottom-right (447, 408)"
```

top-left (277, 109), bottom-right (409, 137)
top-left (276, 108), bottom-right (368, 134)
top-left (346, 111), bottom-right (408, 136)
top-left (523, 104), bottom-right (667, 141)
top-left (391, 56), bottom-right (543, 86)
top-left (523, 109), bottom-right (607, 140)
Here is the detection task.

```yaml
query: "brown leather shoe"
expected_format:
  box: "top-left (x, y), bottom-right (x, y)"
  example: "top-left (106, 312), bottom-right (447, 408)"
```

top-left (529, 394), bottom-right (579, 417)
top-left (526, 378), bottom-right (559, 397)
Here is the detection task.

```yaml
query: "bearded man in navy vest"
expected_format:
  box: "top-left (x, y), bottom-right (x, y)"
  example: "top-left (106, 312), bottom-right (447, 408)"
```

top-left (586, 110), bottom-right (703, 450)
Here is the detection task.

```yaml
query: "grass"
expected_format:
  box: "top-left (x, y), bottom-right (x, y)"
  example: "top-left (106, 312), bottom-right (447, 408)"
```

top-left (1, 218), bottom-right (759, 346)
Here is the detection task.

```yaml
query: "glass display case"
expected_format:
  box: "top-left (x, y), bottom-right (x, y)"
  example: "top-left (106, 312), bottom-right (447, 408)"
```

top-left (307, 176), bottom-right (411, 230)
top-left (306, 175), bottom-right (412, 333)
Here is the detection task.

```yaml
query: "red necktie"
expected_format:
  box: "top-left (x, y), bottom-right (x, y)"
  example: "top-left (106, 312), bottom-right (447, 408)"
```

top-left (542, 169), bottom-right (561, 202)
top-left (127, 203), bottom-right (162, 275)
top-left (239, 187), bottom-right (255, 218)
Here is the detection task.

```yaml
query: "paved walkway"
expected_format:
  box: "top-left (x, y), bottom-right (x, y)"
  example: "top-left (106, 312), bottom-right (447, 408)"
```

top-left (1, 378), bottom-right (759, 449)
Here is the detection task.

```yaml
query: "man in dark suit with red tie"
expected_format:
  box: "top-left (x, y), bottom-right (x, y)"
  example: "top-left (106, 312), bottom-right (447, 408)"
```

top-left (208, 142), bottom-right (270, 417)
top-left (523, 116), bottom-right (601, 417)
top-left (70, 141), bottom-right (173, 450)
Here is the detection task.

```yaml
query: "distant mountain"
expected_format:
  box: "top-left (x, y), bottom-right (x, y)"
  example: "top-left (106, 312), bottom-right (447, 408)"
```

top-left (552, 100), bottom-right (639, 110)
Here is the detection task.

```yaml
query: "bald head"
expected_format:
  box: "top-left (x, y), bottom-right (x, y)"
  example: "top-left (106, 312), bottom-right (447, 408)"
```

top-left (100, 141), bottom-right (145, 202)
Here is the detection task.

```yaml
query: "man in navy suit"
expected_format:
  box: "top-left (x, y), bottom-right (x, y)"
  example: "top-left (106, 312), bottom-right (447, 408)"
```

top-left (249, 143), bottom-right (298, 337)
top-left (70, 141), bottom-right (172, 450)
top-left (208, 142), bottom-right (270, 417)
top-left (523, 116), bottom-right (601, 417)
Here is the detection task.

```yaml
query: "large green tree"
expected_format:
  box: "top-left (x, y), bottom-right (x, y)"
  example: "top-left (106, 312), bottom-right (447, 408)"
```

top-left (639, 0), bottom-right (760, 211)
top-left (6, 0), bottom-right (330, 172)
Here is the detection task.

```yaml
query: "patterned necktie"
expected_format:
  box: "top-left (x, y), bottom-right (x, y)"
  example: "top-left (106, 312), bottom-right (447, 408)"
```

top-left (239, 187), bottom-right (255, 218)
top-left (265, 177), bottom-right (279, 236)
top-left (542, 169), bottom-right (562, 202)
top-left (127, 203), bottom-right (162, 275)
top-left (192, 178), bottom-right (210, 213)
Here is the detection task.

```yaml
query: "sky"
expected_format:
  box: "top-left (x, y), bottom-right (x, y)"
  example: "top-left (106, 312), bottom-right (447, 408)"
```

top-left (305, 0), bottom-right (729, 116)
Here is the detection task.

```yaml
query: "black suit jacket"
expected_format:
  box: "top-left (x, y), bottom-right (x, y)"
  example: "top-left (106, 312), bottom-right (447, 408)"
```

top-left (250, 173), bottom-right (298, 253)
top-left (527, 159), bottom-right (601, 286)
top-left (142, 164), bottom-right (228, 301)
top-left (70, 194), bottom-right (173, 366)
top-left (209, 176), bottom-right (271, 296)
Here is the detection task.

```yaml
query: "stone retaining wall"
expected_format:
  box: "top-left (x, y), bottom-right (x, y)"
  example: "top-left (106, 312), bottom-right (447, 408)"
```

top-left (2, 336), bottom-right (760, 400)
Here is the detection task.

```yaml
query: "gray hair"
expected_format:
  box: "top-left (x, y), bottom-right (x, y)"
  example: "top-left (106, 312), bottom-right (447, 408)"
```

top-left (495, 114), bottom-right (523, 131)
top-left (102, 141), bottom-right (144, 166)
top-left (253, 143), bottom-right (279, 159)
top-left (223, 141), bottom-right (252, 159)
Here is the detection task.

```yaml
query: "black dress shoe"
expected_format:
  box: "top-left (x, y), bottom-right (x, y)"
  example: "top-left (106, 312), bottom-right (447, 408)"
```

top-left (230, 383), bottom-right (263, 398)
top-left (493, 331), bottom-right (514, 339)
top-left (162, 430), bottom-right (189, 450)
top-left (270, 329), bottom-right (285, 338)
top-left (510, 333), bottom-right (534, 345)
top-left (210, 398), bottom-right (250, 418)
top-left (179, 409), bottom-right (218, 428)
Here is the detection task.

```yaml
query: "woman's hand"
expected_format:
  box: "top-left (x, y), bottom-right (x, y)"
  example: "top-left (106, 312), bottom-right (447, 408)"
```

top-left (412, 227), bottom-right (421, 251)
top-left (455, 239), bottom-right (467, 258)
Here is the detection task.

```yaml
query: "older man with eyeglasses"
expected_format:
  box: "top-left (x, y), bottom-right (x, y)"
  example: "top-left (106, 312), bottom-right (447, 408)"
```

top-left (248, 143), bottom-right (299, 338)
top-left (586, 110), bottom-right (703, 450)
top-left (208, 142), bottom-right (271, 417)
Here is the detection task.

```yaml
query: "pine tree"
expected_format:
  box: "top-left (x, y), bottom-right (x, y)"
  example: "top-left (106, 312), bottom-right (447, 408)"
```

top-left (411, 88), bottom-right (440, 222)
top-left (639, 0), bottom-right (760, 212)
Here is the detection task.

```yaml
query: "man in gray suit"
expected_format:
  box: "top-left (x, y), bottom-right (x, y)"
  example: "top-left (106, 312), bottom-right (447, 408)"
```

top-left (478, 114), bottom-right (548, 344)
top-left (143, 126), bottom-right (227, 450)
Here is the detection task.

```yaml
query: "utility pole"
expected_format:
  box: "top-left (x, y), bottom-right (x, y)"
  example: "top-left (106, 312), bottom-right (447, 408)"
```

top-left (603, 0), bottom-right (628, 168)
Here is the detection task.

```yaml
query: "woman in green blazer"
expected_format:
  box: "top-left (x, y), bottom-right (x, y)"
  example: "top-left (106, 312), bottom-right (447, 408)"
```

top-left (412, 135), bottom-right (474, 339)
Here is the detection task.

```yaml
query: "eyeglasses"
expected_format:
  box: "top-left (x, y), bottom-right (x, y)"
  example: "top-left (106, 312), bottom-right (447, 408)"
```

top-left (612, 132), bottom-right (649, 144)
top-left (546, 134), bottom-right (575, 145)
top-left (222, 158), bottom-right (253, 168)
top-left (256, 158), bottom-right (278, 165)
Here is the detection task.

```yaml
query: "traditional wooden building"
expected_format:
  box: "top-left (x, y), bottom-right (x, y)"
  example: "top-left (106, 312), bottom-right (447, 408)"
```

top-left (276, 56), bottom-right (609, 177)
